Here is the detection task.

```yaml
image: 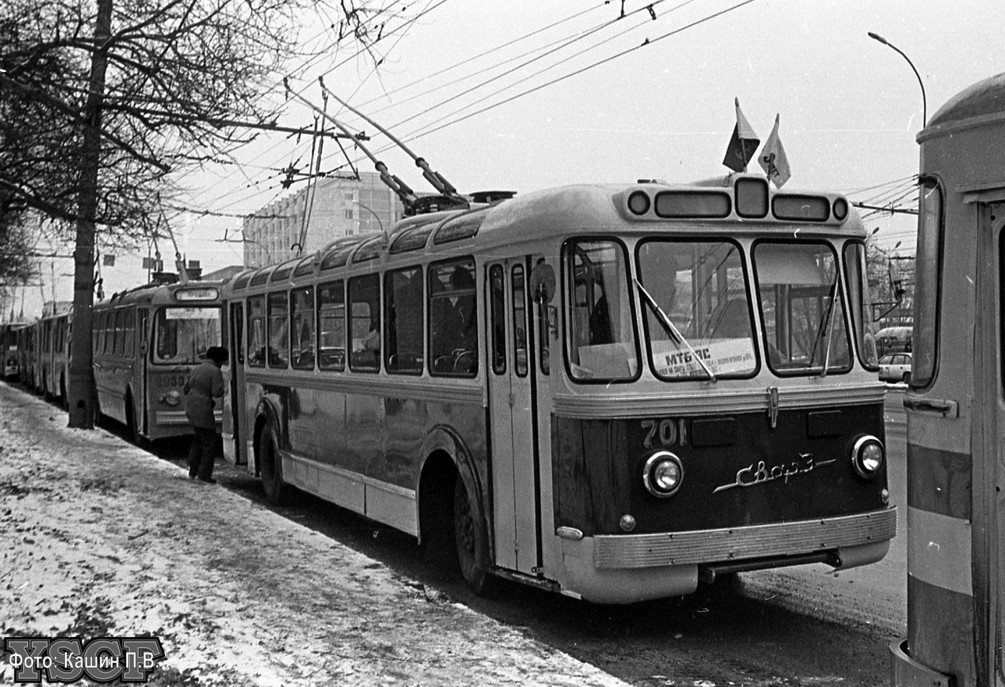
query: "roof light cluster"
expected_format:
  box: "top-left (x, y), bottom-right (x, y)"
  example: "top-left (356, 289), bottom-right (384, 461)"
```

top-left (625, 177), bottom-right (849, 224)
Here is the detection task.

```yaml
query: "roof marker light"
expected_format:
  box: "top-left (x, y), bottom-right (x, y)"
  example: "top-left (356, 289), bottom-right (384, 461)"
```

top-left (628, 191), bottom-right (651, 215)
top-left (833, 197), bottom-right (849, 221)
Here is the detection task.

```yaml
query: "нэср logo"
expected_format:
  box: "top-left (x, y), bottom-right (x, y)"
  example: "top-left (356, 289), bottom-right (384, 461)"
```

top-left (3, 636), bottom-right (165, 683)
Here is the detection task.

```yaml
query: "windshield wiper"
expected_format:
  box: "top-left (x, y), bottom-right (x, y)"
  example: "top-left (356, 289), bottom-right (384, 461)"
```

top-left (634, 278), bottom-right (716, 383)
top-left (809, 275), bottom-right (841, 377)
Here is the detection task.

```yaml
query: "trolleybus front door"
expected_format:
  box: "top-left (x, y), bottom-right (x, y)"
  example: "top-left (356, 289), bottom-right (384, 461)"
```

top-left (487, 260), bottom-right (541, 577)
top-left (136, 308), bottom-right (148, 436)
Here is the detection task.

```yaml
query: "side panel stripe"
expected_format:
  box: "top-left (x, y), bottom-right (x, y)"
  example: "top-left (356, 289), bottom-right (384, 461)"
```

top-left (907, 506), bottom-right (973, 596)
top-left (907, 575), bottom-right (975, 685)
top-left (907, 443), bottom-right (971, 520)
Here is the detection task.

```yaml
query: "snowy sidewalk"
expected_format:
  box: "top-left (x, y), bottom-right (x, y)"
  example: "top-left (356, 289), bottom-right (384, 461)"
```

top-left (0, 383), bottom-right (627, 686)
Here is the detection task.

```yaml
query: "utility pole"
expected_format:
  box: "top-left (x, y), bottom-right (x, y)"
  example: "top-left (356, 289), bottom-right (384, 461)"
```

top-left (67, 0), bottom-right (112, 429)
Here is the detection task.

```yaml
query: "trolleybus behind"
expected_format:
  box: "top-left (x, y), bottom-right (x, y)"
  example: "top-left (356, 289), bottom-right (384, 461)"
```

top-left (93, 280), bottom-right (225, 442)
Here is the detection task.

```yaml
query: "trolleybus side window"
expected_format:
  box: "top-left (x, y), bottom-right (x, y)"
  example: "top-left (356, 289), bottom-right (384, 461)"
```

top-left (267, 292), bottom-right (289, 368)
top-left (95, 312), bottom-right (106, 354)
top-left (103, 314), bottom-right (113, 354)
top-left (912, 177), bottom-right (942, 387)
top-left (428, 259), bottom-right (477, 377)
top-left (317, 281), bottom-right (346, 371)
top-left (489, 265), bottom-right (506, 374)
top-left (123, 310), bottom-right (135, 357)
top-left (754, 241), bottom-right (851, 374)
top-left (843, 241), bottom-right (879, 369)
top-left (113, 310), bottom-right (125, 356)
top-left (512, 265), bottom-right (528, 377)
top-left (567, 239), bottom-right (639, 381)
top-left (290, 286), bottom-right (315, 370)
top-left (349, 274), bottom-right (380, 372)
top-left (247, 296), bottom-right (266, 367)
top-left (384, 266), bottom-right (424, 374)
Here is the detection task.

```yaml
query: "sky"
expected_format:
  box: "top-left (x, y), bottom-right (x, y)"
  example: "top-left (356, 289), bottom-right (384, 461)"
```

top-left (9, 0), bottom-right (1005, 320)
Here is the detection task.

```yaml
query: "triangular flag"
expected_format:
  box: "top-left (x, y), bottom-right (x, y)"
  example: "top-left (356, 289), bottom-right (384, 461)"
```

top-left (722, 98), bottom-right (760, 173)
top-left (758, 114), bottom-right (791, 188)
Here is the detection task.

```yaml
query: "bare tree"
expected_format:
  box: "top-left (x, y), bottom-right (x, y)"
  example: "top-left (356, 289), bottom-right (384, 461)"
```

top-left (1, 0), bottom-right (406, 427)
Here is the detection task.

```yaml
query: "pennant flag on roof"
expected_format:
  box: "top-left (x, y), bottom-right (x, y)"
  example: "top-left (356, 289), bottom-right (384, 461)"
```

top-left (758, 114), bottom-right (791, 188)
top-left (722, 98), bottom-right (760, 173)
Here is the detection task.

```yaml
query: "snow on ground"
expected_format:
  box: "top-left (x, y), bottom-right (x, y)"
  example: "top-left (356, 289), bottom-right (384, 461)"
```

top-left (0, 384), bottom-right (627, 686)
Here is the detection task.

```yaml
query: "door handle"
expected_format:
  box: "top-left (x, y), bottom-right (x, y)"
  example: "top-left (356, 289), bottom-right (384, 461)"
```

top-left (903, 396), bottom-right (959, 418)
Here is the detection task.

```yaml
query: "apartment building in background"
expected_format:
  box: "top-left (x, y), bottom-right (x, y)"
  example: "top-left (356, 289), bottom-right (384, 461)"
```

top-left (242, 171), bottom-right (403, 267)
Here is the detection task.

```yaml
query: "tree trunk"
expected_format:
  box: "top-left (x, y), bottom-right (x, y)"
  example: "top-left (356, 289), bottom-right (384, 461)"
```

top-left (67, 0), bottom-right (113, 429)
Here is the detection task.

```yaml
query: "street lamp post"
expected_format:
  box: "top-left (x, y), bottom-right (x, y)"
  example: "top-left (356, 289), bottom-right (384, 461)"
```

top-left (868, 32), bottom-right (927, 126)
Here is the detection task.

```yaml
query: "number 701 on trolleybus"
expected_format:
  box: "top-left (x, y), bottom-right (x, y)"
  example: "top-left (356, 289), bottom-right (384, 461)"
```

top-left (222, 173), bottom-right (896, 603)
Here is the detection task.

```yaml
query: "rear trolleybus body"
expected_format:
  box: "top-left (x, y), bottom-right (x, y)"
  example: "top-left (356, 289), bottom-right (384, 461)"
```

top-left (0, 323), bottom-right (25, 380)
top-left (36, 303), bottom-right (72, 406)
top-left (223, 174), bottom-right (895, 603)
top-left (891, 73), bottom-right (1005, 687)
top-left (93, 280), bottom-right (226, 442)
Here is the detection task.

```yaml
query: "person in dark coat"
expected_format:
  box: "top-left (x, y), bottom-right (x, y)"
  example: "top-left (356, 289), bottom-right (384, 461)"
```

top-left (184, 345), bottom-right (228, 483)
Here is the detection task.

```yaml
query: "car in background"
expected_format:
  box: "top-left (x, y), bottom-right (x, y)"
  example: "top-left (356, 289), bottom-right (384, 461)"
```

top-left (879, 352), bottom-right (912, 384)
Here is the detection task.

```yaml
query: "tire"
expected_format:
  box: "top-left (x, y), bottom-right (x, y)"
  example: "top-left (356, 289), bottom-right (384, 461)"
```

top-left (259, 417), bottom-right (290, 505)
top-left (903, 372), bottom-right (911, 385)
top-left (126, 395), bottom-right (143, 445)
top-left (453, 478), bottom-right (495, 596)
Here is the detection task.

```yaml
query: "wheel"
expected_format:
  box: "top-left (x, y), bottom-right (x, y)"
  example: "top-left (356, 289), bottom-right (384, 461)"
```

top-left (903, 372), bottom-right (911, 385)
top-left (453, 478), bottom-right (495, 595)
top-left (259, 417), bottom-right (290, 505)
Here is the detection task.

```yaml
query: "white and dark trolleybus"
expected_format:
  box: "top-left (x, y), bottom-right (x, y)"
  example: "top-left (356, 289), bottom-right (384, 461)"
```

top-left (223, 173), bottom-right (895, 604)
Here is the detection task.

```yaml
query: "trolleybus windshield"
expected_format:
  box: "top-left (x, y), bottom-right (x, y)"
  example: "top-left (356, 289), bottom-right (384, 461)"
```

top-left (153, 306), bottom-right (222, 364)
top-left (754, 242), bottom-right (851, 374)
top-left (637, 239), bottom-right (755, 380)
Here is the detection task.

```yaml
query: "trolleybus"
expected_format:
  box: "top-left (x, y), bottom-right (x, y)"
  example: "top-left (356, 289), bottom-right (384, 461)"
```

top-left (16, 321), bottom-right (36, 389)
top-left (93, 279), bottom-right (226, 442)
top-left (0, 322), bottom-right (25, 380)
top-left (891, 73), bottom-right (1005, 687)
top-left (36, 303), bottom-right (72, 405)
top-left (224, 173), bottom-right (896, 603)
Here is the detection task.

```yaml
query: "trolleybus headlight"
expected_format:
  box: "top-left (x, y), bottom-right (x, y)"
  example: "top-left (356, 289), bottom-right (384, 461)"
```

top-left (851, 435), bottom-right (885, 479)
top-left (628, 191), bottom-right (651, 215)
top-left (161, 390), bottom-right (182, 407)
top-left (643, 451), bottom-right (684, 498)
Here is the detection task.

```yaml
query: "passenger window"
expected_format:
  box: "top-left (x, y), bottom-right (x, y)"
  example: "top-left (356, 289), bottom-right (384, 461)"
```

top-left (123, 311), bottom-right (135, 357)
top-left (247, 296), bottom-right (266, 368)
top-left (95, 313), bottom-right (106, 354)
top-left (267, 292), bottom-right (289, 368)
top-left (317, 281), bottom-right (346, 371)
top-left (290, 287), bottom-right (315, 370)
top-left (428, 259), bottom-right (478, 377)
top-left (385, 267), bottom-right (424, 374)
top-left (512, 265), bottom-right (528, 377)
top-left (349, 274), bottom-right (380, 372)
top-left (114, 310), bottom-right (126, 356)
top-left (490, 265), bottom-right (506, 374)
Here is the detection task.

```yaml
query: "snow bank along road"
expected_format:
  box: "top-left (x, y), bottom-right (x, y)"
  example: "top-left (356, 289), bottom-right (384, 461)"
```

top-left (0, 383), bottom-right (627, 686)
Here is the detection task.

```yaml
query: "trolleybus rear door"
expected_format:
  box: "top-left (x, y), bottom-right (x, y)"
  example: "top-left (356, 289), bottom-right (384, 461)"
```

top-left (487, 260), bottom-right (541, 576)
top-left (224, 302), bottom-right (245, 465)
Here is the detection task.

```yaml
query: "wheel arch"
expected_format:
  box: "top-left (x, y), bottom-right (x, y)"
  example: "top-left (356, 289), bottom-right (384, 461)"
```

top-left (416, 427), bottom-right (493, 569)
top-left (252, 397), bottom-right (282, 477)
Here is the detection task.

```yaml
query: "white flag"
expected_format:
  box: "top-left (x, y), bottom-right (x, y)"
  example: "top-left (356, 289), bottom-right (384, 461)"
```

top-left (758, 114), bottom-right (791, 188)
